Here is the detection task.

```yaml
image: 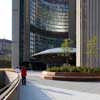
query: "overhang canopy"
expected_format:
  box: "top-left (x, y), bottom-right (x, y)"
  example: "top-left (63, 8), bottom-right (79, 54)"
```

top-left (33, 47), bottom-right (76, 56)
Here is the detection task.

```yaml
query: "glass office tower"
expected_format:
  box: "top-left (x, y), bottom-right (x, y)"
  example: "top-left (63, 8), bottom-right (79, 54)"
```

top-left (12, 0), bottom-right (76, 67)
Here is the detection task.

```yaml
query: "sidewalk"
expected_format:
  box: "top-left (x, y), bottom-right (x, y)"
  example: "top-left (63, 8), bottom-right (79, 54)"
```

top-left (20, 71), bottom-right (100, 100)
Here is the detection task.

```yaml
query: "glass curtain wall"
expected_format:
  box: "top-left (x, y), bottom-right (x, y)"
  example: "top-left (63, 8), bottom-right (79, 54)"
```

top-left (30, 0), bottom-right (69, 32)
top-left (29, 0), bottom-right (69, 56)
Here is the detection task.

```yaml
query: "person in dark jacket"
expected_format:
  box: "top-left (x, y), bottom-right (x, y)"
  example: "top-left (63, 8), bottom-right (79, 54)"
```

top-left (21, 66), bottom-right (27, 85)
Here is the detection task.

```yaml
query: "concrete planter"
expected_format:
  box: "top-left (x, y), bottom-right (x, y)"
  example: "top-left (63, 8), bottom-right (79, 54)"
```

top-left (42, 71), bottom-right (100, 81)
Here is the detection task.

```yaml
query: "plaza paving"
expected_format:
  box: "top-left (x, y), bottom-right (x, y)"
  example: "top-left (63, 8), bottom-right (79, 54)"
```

top-left (20, 71), bottom-right (100, 100)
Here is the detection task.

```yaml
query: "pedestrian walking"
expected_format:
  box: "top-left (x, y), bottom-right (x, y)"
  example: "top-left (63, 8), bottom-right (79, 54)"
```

top-left (15, 66), bottom-right (20, 73)
top-left (21, 66), bottom-right (27, 85)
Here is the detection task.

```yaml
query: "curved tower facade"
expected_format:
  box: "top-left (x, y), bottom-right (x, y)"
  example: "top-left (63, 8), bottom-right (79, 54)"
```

top-left (30, 0), bottom-right (69, 33)
top-left (29, 0), bottom-right (76, 55)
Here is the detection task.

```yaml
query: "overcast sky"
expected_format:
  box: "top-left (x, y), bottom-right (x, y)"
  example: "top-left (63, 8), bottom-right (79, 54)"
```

top-left (0, 0), bottom-right (12, 40)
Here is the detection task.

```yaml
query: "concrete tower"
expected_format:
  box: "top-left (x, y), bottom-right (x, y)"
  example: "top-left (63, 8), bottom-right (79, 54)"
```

top-left (76, 0), bottom-right (100, 67)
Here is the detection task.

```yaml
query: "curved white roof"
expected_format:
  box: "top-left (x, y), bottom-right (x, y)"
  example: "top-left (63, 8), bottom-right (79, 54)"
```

top-left (33, 47), bottom-right (76, 56)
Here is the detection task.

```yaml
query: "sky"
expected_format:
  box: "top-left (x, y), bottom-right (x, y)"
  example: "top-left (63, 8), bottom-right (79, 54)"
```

top-left (0, 0), bottom-right (12, 40)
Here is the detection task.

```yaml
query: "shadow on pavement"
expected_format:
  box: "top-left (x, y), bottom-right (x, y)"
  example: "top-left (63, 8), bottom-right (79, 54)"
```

top-left (20, 81), bottom-right (52, 100)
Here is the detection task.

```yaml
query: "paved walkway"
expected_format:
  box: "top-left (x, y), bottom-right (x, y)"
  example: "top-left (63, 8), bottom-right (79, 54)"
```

top-left (20, 71), bottom-right (100, 100)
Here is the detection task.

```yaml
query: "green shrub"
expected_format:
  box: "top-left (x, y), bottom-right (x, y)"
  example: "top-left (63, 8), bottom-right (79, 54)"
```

top-left (46, 66), bottom-right (100, 73)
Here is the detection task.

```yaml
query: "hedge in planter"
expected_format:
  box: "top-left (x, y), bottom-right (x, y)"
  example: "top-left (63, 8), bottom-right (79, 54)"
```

top-left (47, 66), bottom-right (100, 73)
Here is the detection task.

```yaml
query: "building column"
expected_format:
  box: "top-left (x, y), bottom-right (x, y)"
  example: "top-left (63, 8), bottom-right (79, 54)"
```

top-left (76, 0), bottom-right (81, 66)
top-left (12, 0), bottom-right (20, 68)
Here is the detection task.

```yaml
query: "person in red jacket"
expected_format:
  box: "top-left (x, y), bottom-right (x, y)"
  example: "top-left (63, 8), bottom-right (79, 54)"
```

top-left (21, 66), bottom-right (27, 85)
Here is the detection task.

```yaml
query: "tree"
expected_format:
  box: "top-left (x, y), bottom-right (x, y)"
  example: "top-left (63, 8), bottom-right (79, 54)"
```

top-left (87, 35), bottom-right (97, 67)
top-left (61, 39), bottom-right (73, 65)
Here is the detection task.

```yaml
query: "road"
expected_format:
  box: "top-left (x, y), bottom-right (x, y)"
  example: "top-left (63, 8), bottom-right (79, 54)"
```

top-left (20, 71), bottom-right (100, 100)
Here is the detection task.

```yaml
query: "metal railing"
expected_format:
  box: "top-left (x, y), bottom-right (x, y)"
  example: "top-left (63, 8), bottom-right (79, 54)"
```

top-left (0, 74), bottom-right (20, 100)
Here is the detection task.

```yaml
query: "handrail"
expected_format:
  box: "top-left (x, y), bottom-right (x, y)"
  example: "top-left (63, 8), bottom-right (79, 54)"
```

top-left (0, 69), bottom-right (18, 95)
top-left (0, 74), bottom-right (20, 100)
top-left (0, 82), bottom-right (11, 95)
top-left (0, 75), bottom-right (18, 95)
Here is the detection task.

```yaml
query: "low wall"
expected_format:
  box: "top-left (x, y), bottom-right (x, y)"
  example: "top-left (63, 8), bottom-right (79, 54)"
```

top-left (0, 71), bottom-right (9, 89)
top-left (42, 71), bottom-right (100, 81)
top-left (0, 71), bottom-right (5, 88)
top-left (0, 69), bottom-right (21, 100)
